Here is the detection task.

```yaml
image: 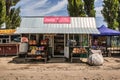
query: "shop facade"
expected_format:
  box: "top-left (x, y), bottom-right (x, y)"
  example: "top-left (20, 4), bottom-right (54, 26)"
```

top-left (16, 17), bottom-right (99, 60)
top-left (0, 29), bottom-right (20, 56)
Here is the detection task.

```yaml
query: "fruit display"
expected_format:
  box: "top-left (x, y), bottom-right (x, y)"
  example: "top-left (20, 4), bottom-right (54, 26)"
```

top-left (39, 46), bottom-right (45, 51)
top-left (72, 47), bottom-right (87, 54)
top-left (36, 56), bottom-right (42, 59)
top-left (72, 48), bottom-right (80, 53)
top-left (40, 40), bottom-right (48, 45)
top-left (29, 46), bottom-right (36, 51)
top-left (29, 40), bottom-right (37, 45)
top-left (80, 48), bottom-right (87, 53)
top-left (31, 49), bottom-right (36, 54)
top-left (29, 46), bottom-right (46, 55)
top-left (33, 40), bottom-right (37, 45)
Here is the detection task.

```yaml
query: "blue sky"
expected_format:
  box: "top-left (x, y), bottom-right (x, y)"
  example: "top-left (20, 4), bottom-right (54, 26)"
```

top-left (14, 0), bottom-right (107, 27)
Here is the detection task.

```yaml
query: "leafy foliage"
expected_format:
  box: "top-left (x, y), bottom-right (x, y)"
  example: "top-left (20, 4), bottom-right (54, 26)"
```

top-left (0, 0), bottom-right (6, 27)
top-left (102, 0), bottom-right (119, 29)
top-left (5, 0), bottom-right (20, 29)
top-left (83, 0), bottom-right (96, 17)
top-left (6, 8), bottom-right (21, 29)
top-left (67, 0), bottom-right (86, 17)
top-left (117, 0), bottom-right (120, 30)
top-left (0, 0), bottom-right (20, 29)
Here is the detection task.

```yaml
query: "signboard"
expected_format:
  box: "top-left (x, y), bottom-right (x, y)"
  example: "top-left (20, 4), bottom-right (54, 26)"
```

top-left (44, 16), bottom-right (70, 24)
top-left (0, 29), bottom-right (16, 34)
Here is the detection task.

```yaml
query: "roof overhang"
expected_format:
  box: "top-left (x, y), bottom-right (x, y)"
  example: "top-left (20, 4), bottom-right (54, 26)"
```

top-left (15, 17), bottom-right (100, 34)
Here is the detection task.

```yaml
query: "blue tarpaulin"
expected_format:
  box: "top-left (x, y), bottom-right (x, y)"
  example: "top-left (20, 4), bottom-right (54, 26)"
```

top-left (93, 25), bottom-right (120, 36)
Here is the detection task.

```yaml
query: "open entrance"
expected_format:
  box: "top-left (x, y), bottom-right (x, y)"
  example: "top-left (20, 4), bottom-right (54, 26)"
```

top-left (53, 34), bottom-right (64, 57)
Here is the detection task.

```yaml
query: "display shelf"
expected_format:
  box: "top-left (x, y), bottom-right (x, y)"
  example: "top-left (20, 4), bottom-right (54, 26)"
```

top-left (54, 40), bottom-right (64, 42)
top-left (70, 47), bottom-right (89, 62)
top-left (25, 40), bottom-right (49, 63)
top-left (29, 45), bottom-right (37, 46)
top-left (54, 34), bottom-right (64, 56)
top-left (25, 52), bottom-right (47, 63)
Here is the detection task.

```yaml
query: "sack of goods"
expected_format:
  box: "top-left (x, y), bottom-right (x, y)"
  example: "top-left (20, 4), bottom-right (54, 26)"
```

top-left (88, 53), bottom-right (104, 66)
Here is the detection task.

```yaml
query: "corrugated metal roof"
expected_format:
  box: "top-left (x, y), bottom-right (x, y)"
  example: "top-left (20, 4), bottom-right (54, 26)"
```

top-left (16, 17), bottom-right (100, 34)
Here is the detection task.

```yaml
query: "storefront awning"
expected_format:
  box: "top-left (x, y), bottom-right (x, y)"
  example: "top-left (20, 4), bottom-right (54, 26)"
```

top-left (15, 17), bottom-right (100, 34)
top-left (0, 29), bottom-right (16, 35)
top-left (93, 25), bottom-right (120, 36)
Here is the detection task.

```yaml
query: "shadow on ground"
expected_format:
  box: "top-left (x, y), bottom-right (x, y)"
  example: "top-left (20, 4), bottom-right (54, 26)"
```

top-left (8, 56), bottom-right (89, 65)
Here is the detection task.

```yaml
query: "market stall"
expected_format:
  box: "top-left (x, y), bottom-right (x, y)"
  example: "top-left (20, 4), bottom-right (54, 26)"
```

top-left (0, 29), bottom-right (20, 56)
top-left (18, 34), bottom-right (50, 63)
top-left (92, 25), bottom-right (120, 56)
top-left (15, 16), bottom-right (100, 62)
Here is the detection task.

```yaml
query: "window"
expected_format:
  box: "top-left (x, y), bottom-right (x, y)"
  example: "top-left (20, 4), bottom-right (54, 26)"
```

top-left (11, 35), bottom-right (21, 42)
top-left (82, 34), bottom-right (88, 46)
top-left (67, 34), bottom-right (89, 47)
top-left (0, 35), bottom-right (9, 43)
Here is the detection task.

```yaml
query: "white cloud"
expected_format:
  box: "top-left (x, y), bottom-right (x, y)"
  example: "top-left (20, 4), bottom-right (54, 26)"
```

top-left (95, 0), bottom-right (103, 3)
top-left (15, 0), bottom-right (30, 8)
top-left (43, 0), bottom-right (68, 15)
top-left (21, 0), bottom-right (48, 10)
top-left (16, 0), bottom-right (68, 16)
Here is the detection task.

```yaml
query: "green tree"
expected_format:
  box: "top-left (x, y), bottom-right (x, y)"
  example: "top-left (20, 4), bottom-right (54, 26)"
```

top-left (83, 0), bottom-right (95, 17)
top-left (6, 0), bottom-right (19, 15)
top-left (0, 0), bottom-right (6, 27)
top-left (102, 0), bottom-right (119, 29)
top-left (5, 0), bottom-right (20, 29)
top-left (6, 8), bottom-right (21, 29)
top-left (67, 0), bottom-right (86, 17)
top-left (117, 0), bottom-right (120, 30)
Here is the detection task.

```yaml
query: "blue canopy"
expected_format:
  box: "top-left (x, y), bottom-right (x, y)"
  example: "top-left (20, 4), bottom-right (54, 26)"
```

top-left (93, 25), bottom-right (120, 36)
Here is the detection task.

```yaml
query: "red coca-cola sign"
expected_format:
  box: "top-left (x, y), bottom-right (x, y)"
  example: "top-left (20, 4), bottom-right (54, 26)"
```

top-left (44, 16), bottom-right (70, 24)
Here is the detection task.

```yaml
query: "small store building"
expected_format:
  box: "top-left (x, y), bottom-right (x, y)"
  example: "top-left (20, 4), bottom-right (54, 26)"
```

top-left (16, 17), bottom-right (99, 61)
top-left (0, 29), bottom-right (20, 56)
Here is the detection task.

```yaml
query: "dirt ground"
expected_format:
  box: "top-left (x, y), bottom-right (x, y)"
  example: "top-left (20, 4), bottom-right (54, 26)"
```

top-left (0, 56), bottom-right (120, 80)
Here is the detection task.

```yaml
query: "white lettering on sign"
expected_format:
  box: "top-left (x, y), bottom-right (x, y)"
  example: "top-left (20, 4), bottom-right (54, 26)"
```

top-left (44, 17), bottom-right (58, 23)
top-left (58, 17), bottom-right (70, 23)
top-left (44, 16), bottom-right (70, 24)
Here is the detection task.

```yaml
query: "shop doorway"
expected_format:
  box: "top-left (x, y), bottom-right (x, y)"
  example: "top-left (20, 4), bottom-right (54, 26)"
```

top-left (53, 34), bottom-right (64, 57)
